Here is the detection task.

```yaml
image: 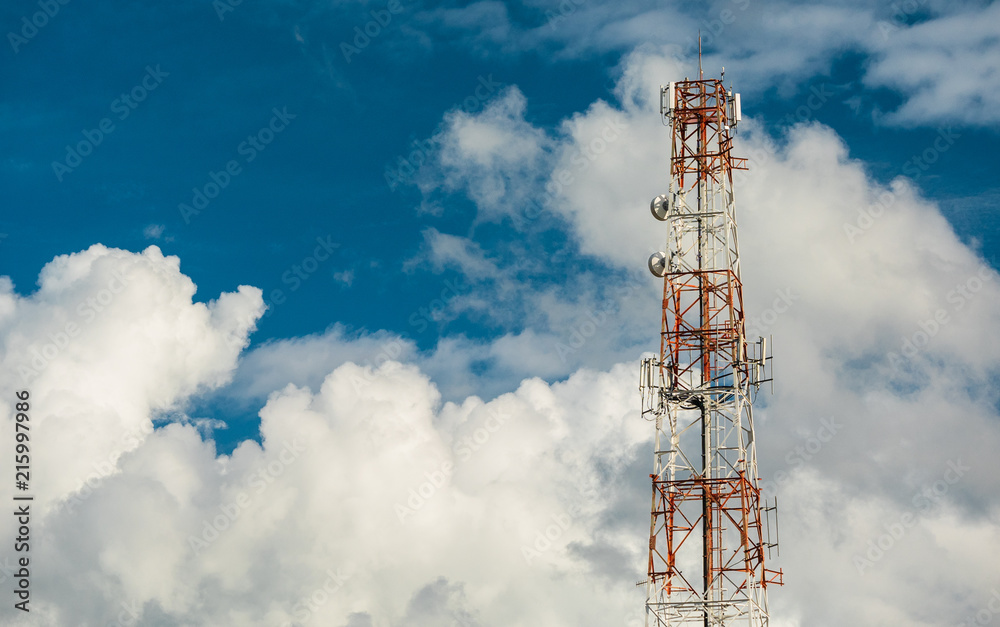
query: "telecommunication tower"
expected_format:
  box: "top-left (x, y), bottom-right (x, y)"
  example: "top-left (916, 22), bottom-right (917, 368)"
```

top-left (639, 61), bottom-right (782, 626)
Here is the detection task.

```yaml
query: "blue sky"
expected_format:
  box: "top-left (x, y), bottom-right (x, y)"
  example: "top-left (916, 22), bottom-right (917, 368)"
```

top-left (4, 1), bottom-right (995, 342)
top-left (2, 1), bottom-right (1000, 625)
top-left (5, 0), bottom-right (998, 451)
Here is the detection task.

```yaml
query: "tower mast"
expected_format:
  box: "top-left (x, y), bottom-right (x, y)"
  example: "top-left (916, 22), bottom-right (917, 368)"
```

top-left (641, 67), bottom-right (781, 626)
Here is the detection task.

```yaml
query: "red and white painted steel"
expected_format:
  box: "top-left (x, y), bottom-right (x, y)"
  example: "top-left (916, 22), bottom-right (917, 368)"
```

top-left (641, 68), bottom-right (782, 627)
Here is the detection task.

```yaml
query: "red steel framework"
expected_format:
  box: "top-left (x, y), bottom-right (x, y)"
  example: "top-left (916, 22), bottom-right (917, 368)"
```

top-left (641, 67), bottom-right (781, 627)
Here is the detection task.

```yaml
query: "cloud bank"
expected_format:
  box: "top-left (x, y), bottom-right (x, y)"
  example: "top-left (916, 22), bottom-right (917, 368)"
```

top-left (0, 44), bottom-right (998, 627)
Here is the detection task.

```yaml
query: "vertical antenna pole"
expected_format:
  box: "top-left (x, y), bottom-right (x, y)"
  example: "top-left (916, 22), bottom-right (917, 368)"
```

top-left (698, 31), bottom-right (703, 81)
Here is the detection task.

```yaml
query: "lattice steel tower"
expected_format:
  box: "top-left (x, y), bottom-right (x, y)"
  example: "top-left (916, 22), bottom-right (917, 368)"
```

top-left (640, 64), bottom-right (782, 627)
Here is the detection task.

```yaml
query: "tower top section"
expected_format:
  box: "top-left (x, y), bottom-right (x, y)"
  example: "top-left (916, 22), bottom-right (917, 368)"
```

top-left (658, 80), bottom-right (746, 192)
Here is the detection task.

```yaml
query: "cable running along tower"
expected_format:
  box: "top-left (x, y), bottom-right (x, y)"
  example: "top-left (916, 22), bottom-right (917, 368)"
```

top-left (640, 61), bottom-right (782, 626)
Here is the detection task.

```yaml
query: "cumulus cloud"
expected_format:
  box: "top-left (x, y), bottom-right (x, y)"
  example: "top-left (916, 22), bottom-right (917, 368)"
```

top-left (0, 245), bottom-right (263, 514)
top-left (2, 298), bottom-right (651, 625)
top-left (2, 36), bottom-right (999, 627)
top-left (407, 45), bottom-right (1000, 625)
top-left (0, 243), bottom-right (651, 625)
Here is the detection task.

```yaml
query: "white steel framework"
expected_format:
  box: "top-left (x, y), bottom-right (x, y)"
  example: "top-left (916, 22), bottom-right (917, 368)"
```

top-left (641, 71), bottom-right (781, 627)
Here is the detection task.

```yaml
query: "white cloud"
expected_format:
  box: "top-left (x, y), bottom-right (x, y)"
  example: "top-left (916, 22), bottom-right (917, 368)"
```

top-left (421, 85), bottom-right (553, 222)
top-left (0, 244), bottom-right (263, 516)
top-left (411, 1), bottom-right (1000, 127)
top-left (406, 228), bottom-right (500, 280)
top-left (1, 297), bottom-right (652, 625)
top-left (865, 2), bottom-right (1000, 125)
top-left (3, 36), bottom-right (1000, 627)
top-left (408, 44), bottom-right (1000, 625)
top-left (225, 324), bottom-right (417, 406)
top-left (142, 223), bottom-right (165, 239)
top-left (332, 269), bottom-right (354, 287)
top-left (421, 1), bottom-right (512, 46)
top-left (228, 270), bottom-right (659, 406)
top-left (526, 4), bottom-right (693, 61)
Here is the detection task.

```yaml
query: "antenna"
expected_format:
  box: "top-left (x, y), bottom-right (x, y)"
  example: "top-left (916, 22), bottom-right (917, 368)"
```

top-left (698, 31), bottom-right (703, 80)
top-left (640, 67), bottom-right (782, 627)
